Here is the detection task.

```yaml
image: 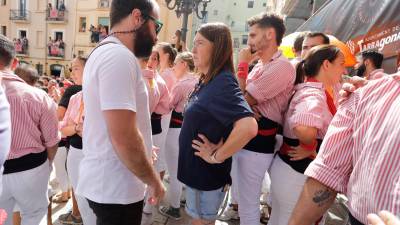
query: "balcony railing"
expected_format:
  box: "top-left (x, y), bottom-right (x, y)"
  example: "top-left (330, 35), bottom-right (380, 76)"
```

top-left (47, 42), bottom-right (65, 58)
top-left (10, 10), bottom-right (30, 21)
top-left (46, 9), bottom-right (68, 22)
top-left (14, 41), bottom-right (29, 55)
top-left (98, 0), bottom-right (110, 8)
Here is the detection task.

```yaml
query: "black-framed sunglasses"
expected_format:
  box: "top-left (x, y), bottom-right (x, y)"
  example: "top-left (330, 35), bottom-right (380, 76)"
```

top-left (143, 14), bottom-right (163, 34)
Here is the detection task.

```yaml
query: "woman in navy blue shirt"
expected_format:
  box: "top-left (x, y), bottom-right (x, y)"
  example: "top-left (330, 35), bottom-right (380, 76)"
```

top-left (177, 23), bottom-right (257, 225)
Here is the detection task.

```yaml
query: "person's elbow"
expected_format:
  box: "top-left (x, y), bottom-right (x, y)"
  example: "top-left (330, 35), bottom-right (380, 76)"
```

top-left (237, 116), bottom-right (258, 141)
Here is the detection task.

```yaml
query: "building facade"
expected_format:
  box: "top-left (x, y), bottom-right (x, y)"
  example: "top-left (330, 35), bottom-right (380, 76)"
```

top-left (2, 0), bottom-right (188, 76)
top-left (190, 0), bottom-right (273, 64)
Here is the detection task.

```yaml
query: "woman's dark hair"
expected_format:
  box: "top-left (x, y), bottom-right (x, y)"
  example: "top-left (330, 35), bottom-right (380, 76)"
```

top-left (157, 42), bottom-right (177, 67)
top-left (110, 0), bottom-right (154, 29)
top-left (197, 22), bottom-right (234, 84)
top-left (295, 44), bottom-right (341, 84)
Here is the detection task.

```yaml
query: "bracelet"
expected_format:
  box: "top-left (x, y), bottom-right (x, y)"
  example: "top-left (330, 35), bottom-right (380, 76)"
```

top-left (299, 140), bottom-right (317, 151)
top-left (237, 62), bottom-right (249, 79)
top-left (210, 151), bottom-right (224, 164)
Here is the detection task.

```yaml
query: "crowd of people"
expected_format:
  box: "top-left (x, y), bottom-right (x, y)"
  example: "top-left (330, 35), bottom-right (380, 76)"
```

top-left (0, 0), bottom-right (399, 225)
top-left (48, 37), bottom-right (65, 57)
top-left (12, 37), bottom-right (28, 55)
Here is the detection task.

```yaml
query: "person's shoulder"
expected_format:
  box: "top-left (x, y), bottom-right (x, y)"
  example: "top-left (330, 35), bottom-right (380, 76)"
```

top-left (293, 83), bottom-right (325, 102)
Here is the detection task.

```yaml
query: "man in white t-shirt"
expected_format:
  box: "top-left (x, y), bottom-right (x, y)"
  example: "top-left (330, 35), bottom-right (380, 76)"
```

top-left (76, 0), bottom-right (165, 224)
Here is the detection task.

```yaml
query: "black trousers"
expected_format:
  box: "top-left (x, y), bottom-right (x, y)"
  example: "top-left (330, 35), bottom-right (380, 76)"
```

top-left (87, 199), bottom-right (144, 225)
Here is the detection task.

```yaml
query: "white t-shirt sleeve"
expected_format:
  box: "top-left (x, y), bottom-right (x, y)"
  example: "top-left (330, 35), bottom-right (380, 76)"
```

top-left (98, 47), bottom-right (139, 112)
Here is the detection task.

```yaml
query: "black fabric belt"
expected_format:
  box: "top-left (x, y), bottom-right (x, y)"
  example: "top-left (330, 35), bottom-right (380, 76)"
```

top-left (3, 150), bottom-right (47, 174)
top-left (278, 136), bottom-right (323, 174)
top-left (151, 113), bottom-right (162, 135)
top-left (243, 116), bottom-right (278, 154)
top-left (170, 110), bottom-right (183, 128)
top-left (68, 134), bottom-right (82, 149)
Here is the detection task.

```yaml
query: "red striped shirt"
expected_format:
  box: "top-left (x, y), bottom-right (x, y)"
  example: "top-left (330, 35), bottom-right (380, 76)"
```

top-left (305, 73), bottom-right (400, 224)
top-left (246, 50), bottom-right (295, 124)
top-left (1, 71), bottom-right (60, 159)
top-left (283, 82), bottom-right (335, 140)
top-left (142, 70), bottom-right (171, 115)
top-left (169, 74), bottom-right (198, 113)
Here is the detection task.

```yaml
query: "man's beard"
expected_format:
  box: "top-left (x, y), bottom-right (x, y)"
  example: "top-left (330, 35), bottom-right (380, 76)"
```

top-left (251, 35), bottom-right (268, 53)
top-left (133, 23), bottom-right (156, 58)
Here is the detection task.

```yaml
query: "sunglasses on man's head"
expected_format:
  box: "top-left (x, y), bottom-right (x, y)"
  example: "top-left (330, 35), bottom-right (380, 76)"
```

top-left (143, 14), bottom-right (163, 34)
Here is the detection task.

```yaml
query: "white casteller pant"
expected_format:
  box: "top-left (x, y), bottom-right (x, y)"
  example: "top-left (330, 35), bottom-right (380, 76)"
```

top-left (53, 146), bottom-right (70, 192)
top-left (0, 159), bottom-right (51, 225)
top-left (67, 146), bottom-right (97, 225)
top-left (267, 155), bottom-right (308, 225)
top-left (164, 127), bottom-right (183, 208)
top-left (153, 112), bottom-right (171, 172)
top-left (232, 150), bottom-right (274, 225)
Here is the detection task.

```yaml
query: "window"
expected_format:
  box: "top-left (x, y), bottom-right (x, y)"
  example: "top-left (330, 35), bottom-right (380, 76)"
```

top-left (233, 38), bottom-right (240, 49)
top-left (213, 10), bottom-right (218, 16)
top-left (201, 11), bottom-right (208, 23)
top-left (263, 3), bottom-right (267, 7)
top-left (1, 0), bottom-right (6, 6)
top-left (79, 17), bottom-right (86, 32)
top-left (230, 21), bottom-right (235, 28)
top-left (245, 23), bottom-right (249, 32)
top-left (98, 17), bottom-right (110, 26)
top-left (248, 1), bottom-right (254, 8)
top-left (1, 26), bottom-right (6, 36)
top-left (18, 30), bottom-right (27, 38)
top-left (233, 2), bottom-right (236, 6)
top-left (54, 31), bottom-right (63, 41)
top-left (78, 50), bottom-right (84, 56)
top-left (242, 35), bottom-right (248, 45)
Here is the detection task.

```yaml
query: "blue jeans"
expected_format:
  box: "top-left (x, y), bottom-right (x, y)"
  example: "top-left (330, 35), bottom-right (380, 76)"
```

top-left (185, 185), bottom-right (226, 221)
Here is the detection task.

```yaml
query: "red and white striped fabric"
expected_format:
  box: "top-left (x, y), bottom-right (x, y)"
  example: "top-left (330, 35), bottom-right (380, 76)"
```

top-left (367, 68), bottom-right (386, 80)
top-left (305, 73), bottom-right (400, 224)
top-left (283, 82), bottom-right (335, 139)
top-left (60, 91), bottom-right (83, 129)
top-left (142, 69), bottom-right (171, 115)
top-left (160, 68), bottom-right (177, 92)
top-left (169, 74), bottom-right (198, 113)
top-left (246, 50), bottom-right (295, 124)
top-left (1, 71), bottom-right (60, 159)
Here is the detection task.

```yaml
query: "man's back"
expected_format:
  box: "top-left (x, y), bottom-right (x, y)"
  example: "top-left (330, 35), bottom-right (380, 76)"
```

top-left (306, 73), bottom-right (400, 224)
top-left (1, 71), bottom-right (59, 159)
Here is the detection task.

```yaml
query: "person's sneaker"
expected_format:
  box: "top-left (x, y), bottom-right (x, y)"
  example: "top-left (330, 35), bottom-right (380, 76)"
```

top-left (159, 206), bottom-right (182, 220)
top-left (218, 204), bottom-right (239, 221)
top-left (58, 211), bottom-right (83, 225)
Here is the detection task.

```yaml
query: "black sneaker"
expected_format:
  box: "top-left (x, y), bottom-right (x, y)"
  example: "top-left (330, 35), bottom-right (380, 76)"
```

top-left (159, 206), bottom-right (182, 220)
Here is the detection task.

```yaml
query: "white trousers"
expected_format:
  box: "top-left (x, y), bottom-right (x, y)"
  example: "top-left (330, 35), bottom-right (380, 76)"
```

top-left (268, 156), bottom-right (308, 225)
top-left (164, 128), bottom-right (183, 208)
top-left (67, 146), bottom-right (96, 225)
top-left (153, 113), bottom-right (171, 172)
top-left (232, 150), bottom-right (274, 225)
top-left (53, 146), bottom-right (69, 192)
top-left (0, 160), bottom-right (50, 225)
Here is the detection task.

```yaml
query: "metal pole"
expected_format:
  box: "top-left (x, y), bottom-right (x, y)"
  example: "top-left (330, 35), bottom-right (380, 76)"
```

top-left (180, 0), bottom-right (191, 43)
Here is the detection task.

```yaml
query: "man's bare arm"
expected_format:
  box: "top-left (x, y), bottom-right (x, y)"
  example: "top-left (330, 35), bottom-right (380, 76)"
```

top-left (288, 177), bottom-right (337, 225)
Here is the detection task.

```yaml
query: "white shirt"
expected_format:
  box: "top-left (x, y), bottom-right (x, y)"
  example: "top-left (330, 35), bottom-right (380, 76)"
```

top-left (76, 37), bottom-right (152, 204)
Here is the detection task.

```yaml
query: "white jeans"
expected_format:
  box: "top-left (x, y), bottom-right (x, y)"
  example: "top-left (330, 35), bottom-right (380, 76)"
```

top-left (67, 146), bottom-right (96, 225)
top-left (153, 113), bottom-right (171, 172)
top-left (0, 160), bottom-right (50, 225)
top-left (232, 150), bottom-right (274, 225)
top-left (268, 156), bottom-right (308, 225)
top-left (53, 146), bottom-right (69, 192)
top-left (164, 128), bottom-right (183, 208)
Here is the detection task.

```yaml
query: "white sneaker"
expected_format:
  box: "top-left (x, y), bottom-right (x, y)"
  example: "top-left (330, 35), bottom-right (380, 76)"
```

top-left (218, 205), bottom-right (239, 221)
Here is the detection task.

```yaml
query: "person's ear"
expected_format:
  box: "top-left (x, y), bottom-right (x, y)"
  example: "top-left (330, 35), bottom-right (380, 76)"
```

top-left (131, 9), bottom-right (143, 26)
